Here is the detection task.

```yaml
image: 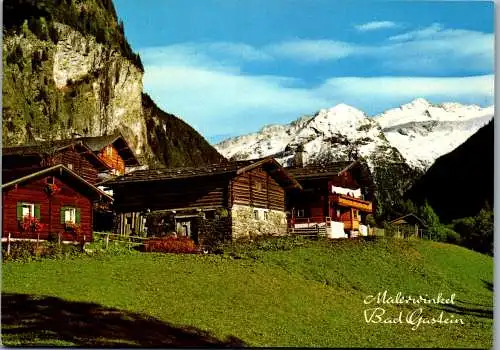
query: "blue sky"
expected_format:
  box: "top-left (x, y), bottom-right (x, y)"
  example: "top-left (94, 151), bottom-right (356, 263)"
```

top-left (114, 0), bottom-right (494, 143)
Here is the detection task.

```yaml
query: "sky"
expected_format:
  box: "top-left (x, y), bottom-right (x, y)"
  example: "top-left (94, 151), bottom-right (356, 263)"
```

top-left (113, 0), bottom-right (494, 144)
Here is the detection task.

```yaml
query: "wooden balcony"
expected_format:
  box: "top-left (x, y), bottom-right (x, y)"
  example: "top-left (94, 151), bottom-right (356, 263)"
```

top-left (343, 220), bottom-right (359, 231)
top-left (331, 194), bottom-right (372, 212)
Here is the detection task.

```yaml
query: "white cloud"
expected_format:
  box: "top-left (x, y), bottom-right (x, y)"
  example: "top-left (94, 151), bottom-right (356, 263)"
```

top-left (265, 39), bottom-right (361, 62)
top-left (388, 23), bottom-right (443, 41)
top-left (316, 75), bottom-right (494, 112)
top-left (355, 21), bottom-right (400, 32)
top-left (142, 64), bottom-right (331, 136)
top-left (139, 34), bottom-right (494, 139)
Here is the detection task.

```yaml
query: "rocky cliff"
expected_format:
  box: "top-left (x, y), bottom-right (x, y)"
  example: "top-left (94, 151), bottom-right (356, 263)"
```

top-left (2, 0), bottom-right (224, 167)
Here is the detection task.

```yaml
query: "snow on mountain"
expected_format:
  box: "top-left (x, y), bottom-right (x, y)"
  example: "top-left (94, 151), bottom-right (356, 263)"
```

top-left (374, 99), bottom-right (494, 169)
top-left (215, 98), bottom-right (494, 172)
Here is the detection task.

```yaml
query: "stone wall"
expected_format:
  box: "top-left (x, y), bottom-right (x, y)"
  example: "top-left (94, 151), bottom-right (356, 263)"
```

top-left (231, 204), bottom-right (287, 240)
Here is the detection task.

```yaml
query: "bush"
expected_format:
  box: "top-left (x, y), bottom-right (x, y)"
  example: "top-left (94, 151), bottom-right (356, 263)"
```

top-left (2, 241), bottom-right (82, 262)
top-left (144, 236), bottom-right (198, 254)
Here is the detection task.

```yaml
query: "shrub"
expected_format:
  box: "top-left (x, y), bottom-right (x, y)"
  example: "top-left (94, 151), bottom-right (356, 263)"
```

top-left (2, 241), bottom-right (83, 262)
top-left (2, 241), bottom-right (38, 262)
top-left (144, 236), bottom-right (197, 254)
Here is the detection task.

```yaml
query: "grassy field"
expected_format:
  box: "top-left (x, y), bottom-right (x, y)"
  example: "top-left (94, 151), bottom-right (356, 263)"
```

top-left (1, 238), bottom-right (493, 348)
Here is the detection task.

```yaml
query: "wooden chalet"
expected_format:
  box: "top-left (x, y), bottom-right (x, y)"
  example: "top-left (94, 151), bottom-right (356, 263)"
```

top-left (2, 165), bottom-right (113, 242)
top-left (77, 132), bottom-right (140, 177)
top-left (101, 158), bottom-right (301, 242)
top-left (285, 159), bottom-right (374, 238)
top-left (3, 140), bottom-right (111, 185)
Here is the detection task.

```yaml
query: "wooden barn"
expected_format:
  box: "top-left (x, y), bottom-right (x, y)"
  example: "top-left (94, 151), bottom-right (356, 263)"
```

top-left (101, 158), bottom-right (301, 243)
top-left (2, 165), bottom-right (112, 242)
top-left (286, 159), bottom-right (374, 238)
top-left (389, 213), bottom-right (427, 238)
top-left (3, 140), bottom-right (111, 185)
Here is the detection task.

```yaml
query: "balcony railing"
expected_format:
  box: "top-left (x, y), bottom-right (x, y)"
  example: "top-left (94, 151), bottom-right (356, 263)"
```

top-left (331, 194), bottom-right (373, 212)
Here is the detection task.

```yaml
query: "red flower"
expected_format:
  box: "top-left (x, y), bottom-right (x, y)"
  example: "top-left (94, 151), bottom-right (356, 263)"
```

top-left (45, 183), bottom-right (61, 196)
top-left (22, 215), bottom-right (44, 234)
top-left (65, 221), bottom-right (81, 235)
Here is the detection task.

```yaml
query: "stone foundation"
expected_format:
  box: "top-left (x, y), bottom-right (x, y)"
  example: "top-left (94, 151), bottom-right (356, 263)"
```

top-left (231, 204), bottom-right (287, 240)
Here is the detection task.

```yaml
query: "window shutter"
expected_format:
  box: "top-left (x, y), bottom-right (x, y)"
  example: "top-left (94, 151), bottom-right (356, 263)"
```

top-left (16, 202), bottom-right (23, 221)
top-left (34, 204), bottom-right (41, 219)
top-left (76, 208), bottom-right (81, 224)
top-left (60, 207), bottom-right (66, 224)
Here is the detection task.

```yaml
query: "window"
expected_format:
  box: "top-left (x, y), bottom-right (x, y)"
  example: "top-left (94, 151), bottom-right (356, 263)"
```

top-left (67, 163), bottom-right (73, 170)
top-left (60, 206), bottom-right (80, 224)
top-left (264, 211), bottom-right (269, 220)
top-left (336, 209), bottom-right (341, 218)
top-left (253, 210), bottom-right (259, 220)
top-left (254, 181), bottom-right (262, 192)
top-left (297, 209), bottom-right (305, 217)
top-left (106, 146), bottom-right (113, 157)
top-left (65, 208), bottom-right (76, 223)
top-left (17, 202), bottom-right (40, 221)
top-left (22, 203), bottom-right (35, 218)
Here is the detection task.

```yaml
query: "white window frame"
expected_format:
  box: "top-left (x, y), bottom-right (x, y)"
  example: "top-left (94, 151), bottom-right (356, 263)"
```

top-left (253, 210), bottom-right (259, 220)
top-left (297, 209), bottom-right (305, 217)
top-left (64, 207), bottom-right (76, 223)
top-left (264, 211), bottom-right (269, 220)
top-left (21, 202), bottom-right (35, 218)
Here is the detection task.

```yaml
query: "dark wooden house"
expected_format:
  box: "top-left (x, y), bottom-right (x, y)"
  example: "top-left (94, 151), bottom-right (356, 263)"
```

top-left (3, 140), bottom-right (111, 185)
top-left (286, 160), bottom-right (374, 238)
top-left (102, 158), bottom-right (301, 242)
top-left (2, 165), bottom-right (113, 242)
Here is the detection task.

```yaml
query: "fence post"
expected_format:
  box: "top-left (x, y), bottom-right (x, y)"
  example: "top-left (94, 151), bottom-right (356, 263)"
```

top-left (7, 233), bottom-right (11, 256)
top-left (37, 233), bottom-right (40, 250)
top-left (58, 232), bottom-right (61, 245)
top-left (105, 233), bottom-right (109, 249)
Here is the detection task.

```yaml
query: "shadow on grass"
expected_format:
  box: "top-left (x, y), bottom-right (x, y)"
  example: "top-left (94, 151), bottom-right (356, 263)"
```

top-left (483, 279), bottom-right (493, 292)
top-left (1, 293), bottom-right (247, 347)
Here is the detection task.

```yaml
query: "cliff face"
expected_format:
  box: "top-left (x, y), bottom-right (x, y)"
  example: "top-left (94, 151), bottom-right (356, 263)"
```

top-left (406, 120), bottom-right (494, 222)
top-left (2, 0), bottom-right (223, 167)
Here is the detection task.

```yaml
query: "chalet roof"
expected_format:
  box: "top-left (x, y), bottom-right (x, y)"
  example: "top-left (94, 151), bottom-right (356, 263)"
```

top-left (3, 139), bottom-right (79, 156)
top-left (285, 161), bottom-right (356, 180)
top-left (2, 164), bottom-right (113, 202)
top-left (2, 140), bottom-right (110, 171)
top-left (390, 213), bottom-right (427, 228)
top-left (76, 132), bottom-right (140, 166)
top-left (102, 157), bottom-right (302, 190)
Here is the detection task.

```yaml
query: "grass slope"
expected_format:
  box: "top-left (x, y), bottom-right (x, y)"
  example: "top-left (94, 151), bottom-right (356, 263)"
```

top-left (2, 238), bottom-right (493, 348)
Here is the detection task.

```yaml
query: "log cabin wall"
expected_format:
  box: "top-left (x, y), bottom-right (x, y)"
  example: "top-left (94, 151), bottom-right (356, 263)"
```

top-left (51, 148), bottom-right (99, 184)
top-left (230, 166), bottom-right (285, 211)
top-left (98, 145), bottom-right (125, 175)
top-left (2, 176), bottom-right (93, 242)
top-left (112, 175), bottom-right (231, 214)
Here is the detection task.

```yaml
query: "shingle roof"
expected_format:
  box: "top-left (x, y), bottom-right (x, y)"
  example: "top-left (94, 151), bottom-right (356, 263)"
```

top-left (102, 157), bottom-right (302, 190)
top-left (285, 161), bottom-right (355, 180)
top-left (76, 134), bottom-right (122, 152)
top-left (2, 140), bottom-right (110, 170)
top-left (2, 139), bottom-right (78, 156)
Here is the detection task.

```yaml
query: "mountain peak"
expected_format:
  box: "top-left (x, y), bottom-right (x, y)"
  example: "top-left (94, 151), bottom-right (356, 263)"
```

top-left (401, 98), bottom-right (431, 110)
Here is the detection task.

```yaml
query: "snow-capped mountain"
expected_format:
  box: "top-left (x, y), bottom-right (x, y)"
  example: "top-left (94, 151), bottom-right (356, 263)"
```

top-left (374, 98), bottom-right (494, 169)
top-left (215, 98), bottom-right (494, 172)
